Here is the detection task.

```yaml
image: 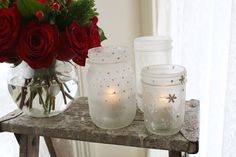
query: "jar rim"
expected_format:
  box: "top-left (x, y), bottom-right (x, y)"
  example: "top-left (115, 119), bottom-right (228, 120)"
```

top-left (88, 46), bottom-right (129, 64)
top-left (141, 64), bottom-right (187, 78)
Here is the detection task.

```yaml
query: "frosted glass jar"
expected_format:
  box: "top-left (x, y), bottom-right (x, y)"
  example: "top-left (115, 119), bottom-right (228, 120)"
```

top-left (134, 36), bottom-right (172, 111)
top-left (141, 65), bottom-right (186, 135)
top-left (87, 46), bottom-right (136, 129)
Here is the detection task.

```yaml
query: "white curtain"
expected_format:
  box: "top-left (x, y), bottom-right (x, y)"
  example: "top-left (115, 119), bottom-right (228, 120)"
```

top-left (222, 0), bottom-right (236, 156)
top-left (154, 0), bottom-right (236, 156)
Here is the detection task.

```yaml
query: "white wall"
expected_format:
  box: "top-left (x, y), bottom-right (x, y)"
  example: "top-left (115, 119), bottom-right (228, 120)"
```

top-left (95, 0), bottom-right (141, 46)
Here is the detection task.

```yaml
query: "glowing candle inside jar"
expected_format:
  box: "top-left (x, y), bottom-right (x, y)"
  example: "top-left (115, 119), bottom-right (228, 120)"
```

top-left (158, 96), bottom-right (169, 106)
top-left (104, 87), bottom-right (121, 110)
top-left (156, 96), bottom-right (172, 129)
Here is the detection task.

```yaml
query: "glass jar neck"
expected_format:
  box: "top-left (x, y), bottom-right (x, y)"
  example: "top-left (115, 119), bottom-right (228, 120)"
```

top-left (141, 65), bottom-right (187, 86)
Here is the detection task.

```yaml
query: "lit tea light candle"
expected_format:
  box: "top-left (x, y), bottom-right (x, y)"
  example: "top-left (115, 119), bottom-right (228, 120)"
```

top-left (155, 95), bottom-right (171, 129)
top-left (158, 96), bottom-right (169, 105)
top-left (104, 87), bottom-right (121, 110)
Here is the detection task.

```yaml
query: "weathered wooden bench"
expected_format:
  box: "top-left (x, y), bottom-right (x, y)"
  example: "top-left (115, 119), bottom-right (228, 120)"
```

top-left (0, 97), bottom-right (199, 157)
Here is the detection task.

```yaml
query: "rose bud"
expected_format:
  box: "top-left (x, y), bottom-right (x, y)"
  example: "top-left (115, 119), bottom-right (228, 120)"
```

top-left (36, 10), bottom-right (44, 19)
top-left (51, 2), bottom-right (60, 11)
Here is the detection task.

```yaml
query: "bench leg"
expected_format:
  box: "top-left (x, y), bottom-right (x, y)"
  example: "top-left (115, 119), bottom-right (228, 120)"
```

top-left (14, 133), bottom-right (21, 144)
top-left (169, 151), bottom-right (182, 157)
top-left (184, 153), bottom-right (189, 157)
top-left (44, 137), bottom-right (57, 157)
top-left (18, 134), bottom-right (39, 157)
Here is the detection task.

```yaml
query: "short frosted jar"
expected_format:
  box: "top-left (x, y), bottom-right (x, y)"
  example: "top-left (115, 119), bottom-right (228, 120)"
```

top-left (87, 46), bottom-right (136, 129)
top-left (134, 36), bottom-right (172, 111)
top-left (141, 65), bottom-right (187, 135)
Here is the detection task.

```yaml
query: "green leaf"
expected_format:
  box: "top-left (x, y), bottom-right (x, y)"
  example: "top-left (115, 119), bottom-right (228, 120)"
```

top-left (0, 1), bottom-right (9, 8)
top-left (16, 0), bottom-right (47, 18)
top-left (98, 27), bottom-right (107, 42)
top-left (16, 0), bottom-right (32, 18)
top-left (55, 0), bottom-right (98, 30)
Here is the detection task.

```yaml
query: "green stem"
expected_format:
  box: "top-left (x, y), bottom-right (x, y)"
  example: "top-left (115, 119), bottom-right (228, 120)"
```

top-left (54, 76), bottom-right (67, 104)
top-left (15, 93), bottom-right (22, 102)
top-left (64, 91), bottom-right (74, 100)
top-left (63, 83), bottom-right (71, 93)
top-left (37, 89), bottom-right (47, 112)
top-left (19, 79), bottom-right (31, 109)
top-left (45, 94), bottom-right (50, 113)
top-left (29, 91), bottom-right (35, 109)
top-left (52, 96), bottom-right (56, 110)
top-left (48, 97), bottom-right (52, 113)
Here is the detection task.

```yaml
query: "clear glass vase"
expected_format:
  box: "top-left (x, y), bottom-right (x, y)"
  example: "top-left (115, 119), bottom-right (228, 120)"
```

top-left (141, 65), bottom-right (187, 135)
top-left (87, 46), bottom-right (136, 129)
top-left (8, 60), bottom-right (78, 117)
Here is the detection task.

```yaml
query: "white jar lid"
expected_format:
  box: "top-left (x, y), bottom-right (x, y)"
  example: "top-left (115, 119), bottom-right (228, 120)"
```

top-left (134, 36), bottom-right (172, 52)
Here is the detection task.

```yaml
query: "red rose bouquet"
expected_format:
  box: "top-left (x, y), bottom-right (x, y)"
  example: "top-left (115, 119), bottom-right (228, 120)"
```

top-left (0, 0), bottom-right (106, 116)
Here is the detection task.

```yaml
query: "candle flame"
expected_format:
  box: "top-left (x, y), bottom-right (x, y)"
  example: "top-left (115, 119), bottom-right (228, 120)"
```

top-left (106, 87), bottom-right (117, 95)
top-left (159, 96), bottom-right (169, 104)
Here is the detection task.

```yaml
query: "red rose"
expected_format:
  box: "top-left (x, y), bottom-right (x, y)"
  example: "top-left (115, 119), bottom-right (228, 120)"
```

top-left (56, 21), bottom-right (88, 66)
top-left (0, 6), bottom-right (21, 63)
top-left (17, 21), bottom-right (59, 69)
top-left (87, 16), bottom-right (101, 48)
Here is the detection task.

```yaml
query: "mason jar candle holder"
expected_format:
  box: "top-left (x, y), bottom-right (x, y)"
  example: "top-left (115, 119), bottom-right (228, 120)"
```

top-left (134, 36), bottom-right (172, 112)
top-left (141, 65), bottom-right (187, 135)
top-left (87, 46), bottom-right (136, 129)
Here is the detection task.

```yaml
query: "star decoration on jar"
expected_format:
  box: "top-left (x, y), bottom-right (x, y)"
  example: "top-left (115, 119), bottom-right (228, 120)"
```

top-left (166, 94), bottom-right (177, 103)
top-left (179, 75), bottom-right (185, 84)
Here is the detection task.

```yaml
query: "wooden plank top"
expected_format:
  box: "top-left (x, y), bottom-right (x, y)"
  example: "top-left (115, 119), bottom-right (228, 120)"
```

top-left (0, 97), bottom-right (199, 154)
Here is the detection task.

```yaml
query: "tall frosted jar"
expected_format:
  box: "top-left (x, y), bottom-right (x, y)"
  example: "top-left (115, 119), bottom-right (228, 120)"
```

top-left (134, 36), bottom-right (172, 111)
top-left (142, 65), bottom-right (186, 135)
top-left (87, 46), bottom-right (136, 129)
